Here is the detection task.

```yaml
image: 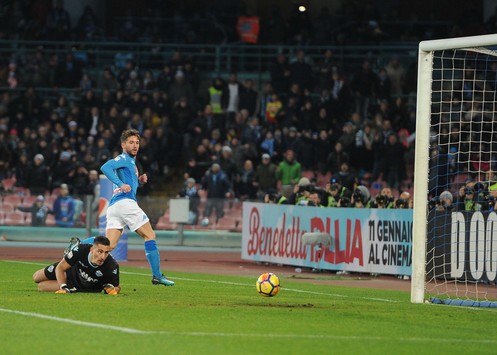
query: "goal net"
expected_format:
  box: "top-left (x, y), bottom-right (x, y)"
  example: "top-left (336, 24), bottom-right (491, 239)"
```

top-left (411, 34), bottom-right (497, 307)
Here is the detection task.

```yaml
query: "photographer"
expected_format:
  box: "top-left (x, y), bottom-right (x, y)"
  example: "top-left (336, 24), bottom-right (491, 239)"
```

top-left (325, 176), bottom-right (351, 207)
top-left (436, 190), bottom-right (455, 212)
top-left (395, 191), bottom-right (412, 209)
top-left (456, 182), bottom-right (483, 211)
top-left (287, 177), bottom-right (313, 206)
top-left (380, 187), bottom-right (395, 208)
top-left (264, 191), bottom-right (289, 204)
top-left (352, 185), bottom-right (372, 208)
top-left (372, 194), bottom-right (389, 209)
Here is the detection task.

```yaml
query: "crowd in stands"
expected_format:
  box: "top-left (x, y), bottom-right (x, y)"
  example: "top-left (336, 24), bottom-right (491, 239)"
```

top-left (0, 1), bottom-right (495, 229)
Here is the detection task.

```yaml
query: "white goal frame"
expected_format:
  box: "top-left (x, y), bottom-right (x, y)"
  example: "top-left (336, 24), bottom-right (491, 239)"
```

top-left (411, 33), bottom-right (497, 304)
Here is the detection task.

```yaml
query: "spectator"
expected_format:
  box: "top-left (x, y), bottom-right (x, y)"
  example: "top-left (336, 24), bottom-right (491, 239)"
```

top-left (225, 72), bottom-right (241, 128)
top-left (326, 141), bottom-right (349, 175)
top-left (277, 149), bottom-right (301, 197)
top-left (270, 53), bottom-right (291, 95)
top-left (385, 56), bottom-right (406, 97)
top-left (13, 152), bottom-right (30, 189)
top-left (289, 49), bottom-right (314, 91)
top-left (75, 5), bottom-right (101, 40)
top-left (238, 79), bottom-right (258, 117)
top-left (234, 159), bottom-right (257, 201)
top-left (50, 151), bottom-right (75, 191)
top-left (200, 163), bottom-right (232, 226)
top-left (383, 133), bottom-right (405, 190)
top-left (336, 161), bottom-right (357, 192)
top-left (254, 153), bottom-right (278, 200)
top-left (177, 177), bottom-right (200, 225)
top-left (351, 60), bottom-right (378, 119)
top-left (26, 153), bottom-right (50, 195)
top-left (265, 93), bottom-right (283, 128)
top-left (314, 49), bottom-right (339, 91)
top-left (217, 145), bottom-right (237, 184)
top-left (17, 195), bottom-right (52, 226)
top-left (54, 52), bottom-right (83, 88)
top-left (45, 0), bottom-right (71, 41)
top-left (53, 183), bottom-right (76, 227)
top-left (169, 70), bottom-right (196, 110)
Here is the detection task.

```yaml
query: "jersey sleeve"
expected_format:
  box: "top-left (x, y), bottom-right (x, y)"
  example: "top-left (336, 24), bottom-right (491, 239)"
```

top-left (100, 155), bottom-right (127, 188)
top-left (102, 262), bottom-right (120, 288)
top-left (63, 244), bottom-right (85, 266)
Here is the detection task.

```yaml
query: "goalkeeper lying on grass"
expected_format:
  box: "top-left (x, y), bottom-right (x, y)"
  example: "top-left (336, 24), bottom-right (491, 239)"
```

top-left (33, 236), bottom-right (120, 295)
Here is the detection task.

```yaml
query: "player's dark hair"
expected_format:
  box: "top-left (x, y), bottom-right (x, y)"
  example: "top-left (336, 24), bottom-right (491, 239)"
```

top-left (121, 129), bottom-right (140, 143)
top-left (93, 236), bottom-right (110, 246)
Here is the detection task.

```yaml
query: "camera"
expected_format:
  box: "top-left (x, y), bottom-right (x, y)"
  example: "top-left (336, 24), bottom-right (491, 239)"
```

top-left (396, 198), bottom-right (408, 208)
top-left (339, 196), bottom-right (351, 207)
top-left (353, 189), bottom-right (363, 202)
top-left (428, 196), bottom-right (439, 209)
top-left (330, 183), bottom-right (339, 191)
top-left (374, 195), bottom-right (387, 207)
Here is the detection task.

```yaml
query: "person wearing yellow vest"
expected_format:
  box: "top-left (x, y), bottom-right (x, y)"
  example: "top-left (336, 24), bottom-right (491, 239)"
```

top-left (208, 77), bottom-right (226, 116)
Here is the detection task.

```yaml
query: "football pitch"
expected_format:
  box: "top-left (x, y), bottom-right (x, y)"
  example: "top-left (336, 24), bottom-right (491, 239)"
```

top-left (1, 260), bottom-right (496, 355)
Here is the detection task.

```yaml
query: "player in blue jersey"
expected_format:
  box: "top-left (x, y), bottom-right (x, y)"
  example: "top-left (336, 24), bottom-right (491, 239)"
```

top-left (81, 129), bottom-right (174, 286)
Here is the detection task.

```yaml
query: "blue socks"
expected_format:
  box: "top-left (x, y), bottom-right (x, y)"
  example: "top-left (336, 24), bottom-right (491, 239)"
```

top-left (81, 236), bottom-right (95, 244)
top-left (144, 240), bottom-right (161, 277)
top-left (83, 237), bottom-right (161, 278)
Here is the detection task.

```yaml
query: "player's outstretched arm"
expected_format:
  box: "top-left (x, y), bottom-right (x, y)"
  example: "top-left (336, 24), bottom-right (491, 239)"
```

top-left (54, 258), bottom-right (73, 294)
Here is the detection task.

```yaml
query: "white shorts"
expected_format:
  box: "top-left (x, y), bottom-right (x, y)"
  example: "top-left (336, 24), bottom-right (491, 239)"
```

top-left (106, 199), bottom-right (149, 232)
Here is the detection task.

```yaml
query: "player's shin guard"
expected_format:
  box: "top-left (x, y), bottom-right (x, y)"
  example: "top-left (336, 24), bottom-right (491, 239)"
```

top-left (144, 239), bottom-right (161, 277)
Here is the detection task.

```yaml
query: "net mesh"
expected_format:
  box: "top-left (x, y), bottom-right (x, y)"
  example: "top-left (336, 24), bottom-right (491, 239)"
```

top-left (425, 47), bottom-right (497, 303)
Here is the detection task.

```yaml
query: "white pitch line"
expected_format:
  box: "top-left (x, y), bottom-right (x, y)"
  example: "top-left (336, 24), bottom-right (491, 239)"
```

top-left (0, 306), bottom-right (497, 345)
top-left (0, 307), bottom-right (152, 334)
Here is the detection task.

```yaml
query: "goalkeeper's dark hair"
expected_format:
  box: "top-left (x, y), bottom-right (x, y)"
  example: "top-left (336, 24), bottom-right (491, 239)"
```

top-left (121, 129), bottom-right (140, 142)
top-left (93, 236), bottom-right (111, 246)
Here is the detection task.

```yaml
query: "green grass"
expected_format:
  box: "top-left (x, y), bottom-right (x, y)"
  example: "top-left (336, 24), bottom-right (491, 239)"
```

top-left (1, 260), bottom-right (496, 355)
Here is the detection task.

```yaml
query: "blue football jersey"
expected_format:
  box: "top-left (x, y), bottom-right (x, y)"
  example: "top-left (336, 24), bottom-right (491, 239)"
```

top-left (100, 152), bottom-right (139, 206)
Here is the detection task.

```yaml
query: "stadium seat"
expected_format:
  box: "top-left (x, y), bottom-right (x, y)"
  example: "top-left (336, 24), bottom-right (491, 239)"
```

top-left (46, 214), bottom-right (56, 226)
top-left (3, 194), bottom-right (22, 206)
top-left (0, 202), bottom-right (15, 213)
top-left (4, 211), bottom-right (26, 226)
top-left (21, 195), bottom-right (37, 206)
top-left (155, 215), bottom-right (176, 230)
top-left (1, 177), bottom-right (15, 191)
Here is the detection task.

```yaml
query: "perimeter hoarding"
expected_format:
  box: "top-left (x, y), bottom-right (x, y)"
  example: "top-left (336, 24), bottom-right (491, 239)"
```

top-left (242, 202), bottom-right (413, 275)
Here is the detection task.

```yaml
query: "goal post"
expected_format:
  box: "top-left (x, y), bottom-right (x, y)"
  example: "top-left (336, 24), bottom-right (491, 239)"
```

top-left (411, 34), bottom-right (497, 305)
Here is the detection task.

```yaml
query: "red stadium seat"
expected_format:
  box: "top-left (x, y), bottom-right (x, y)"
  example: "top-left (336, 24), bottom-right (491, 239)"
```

top-left (4, 211), bottom-right (26, 226)
top-left (0, 202), bottom-right (15, 213)
top-left (46, 214), bottom-right (56, 226)
top-left (21, 195), bottom-right (37, 206)
top-left (3, 194), bottom-right (22, 206)
top-left (1, 177), bottom-right (16, 191)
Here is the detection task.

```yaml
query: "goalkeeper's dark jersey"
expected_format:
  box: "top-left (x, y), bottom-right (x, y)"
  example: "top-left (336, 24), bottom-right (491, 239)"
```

top-left (64, 244), bottom-right (119, 292)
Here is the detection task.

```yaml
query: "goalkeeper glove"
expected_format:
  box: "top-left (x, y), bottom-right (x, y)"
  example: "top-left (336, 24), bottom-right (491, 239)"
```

top-left (55, 284), bottom-right (72, 294)
top-left (103, 284), bottom-right (118, 295)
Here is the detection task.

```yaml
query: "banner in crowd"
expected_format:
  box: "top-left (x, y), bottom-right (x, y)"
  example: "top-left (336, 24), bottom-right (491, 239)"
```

top-left (428, 210), bottom-right (497, 283)
top-left (241, 202), bottom-right (413, 275)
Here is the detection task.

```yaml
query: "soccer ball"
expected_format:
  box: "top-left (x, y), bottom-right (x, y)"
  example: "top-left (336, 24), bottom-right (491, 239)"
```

top-left (256, 272), bottom-right (280, 297)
